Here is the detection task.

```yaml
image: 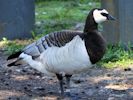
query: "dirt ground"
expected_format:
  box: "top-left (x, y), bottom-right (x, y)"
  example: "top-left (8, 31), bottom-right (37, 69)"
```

top-left (0, 50), bottom-right (133, 100)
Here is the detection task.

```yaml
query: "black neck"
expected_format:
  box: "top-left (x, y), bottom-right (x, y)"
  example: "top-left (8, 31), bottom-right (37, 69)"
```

top-left (83, 10), bottom-right (98, 33)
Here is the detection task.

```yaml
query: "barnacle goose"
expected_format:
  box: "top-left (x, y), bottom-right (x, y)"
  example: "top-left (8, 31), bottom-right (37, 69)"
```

top-left (7, 8), bottom-right (115, 96)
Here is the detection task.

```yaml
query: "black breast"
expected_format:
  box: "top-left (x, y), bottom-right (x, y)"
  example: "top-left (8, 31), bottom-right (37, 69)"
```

top-left (84, 31), bottom-right (106, 64)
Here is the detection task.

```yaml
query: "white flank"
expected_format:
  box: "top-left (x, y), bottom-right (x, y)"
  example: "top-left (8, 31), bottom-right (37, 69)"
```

top-left (20, 35), bottom-right (92, 76)
top-left (93, 9), bottom-right (108, 23)
top-left (19, 53), bottom-right (55, 76)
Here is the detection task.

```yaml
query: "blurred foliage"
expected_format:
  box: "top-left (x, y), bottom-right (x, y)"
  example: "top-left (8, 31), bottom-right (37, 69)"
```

top-left (98, 43), bottom-right (133, 68)
top-left (102, 44), bottom-right (133, 63)
top-left (0, 37), bottom-right (32, 55)
top-left (35, 0), bottom-right (100, 38)
top-left (35, 0), bottom-right (100, 3)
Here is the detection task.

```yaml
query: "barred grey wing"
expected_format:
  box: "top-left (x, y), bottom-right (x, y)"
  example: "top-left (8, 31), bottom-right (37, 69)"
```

top-left (22, 30), bottom-right (83, 59)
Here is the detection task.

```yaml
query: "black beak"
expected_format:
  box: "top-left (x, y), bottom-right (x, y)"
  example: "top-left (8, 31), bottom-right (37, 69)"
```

top-left (107, 14), bottom-right (115, 20)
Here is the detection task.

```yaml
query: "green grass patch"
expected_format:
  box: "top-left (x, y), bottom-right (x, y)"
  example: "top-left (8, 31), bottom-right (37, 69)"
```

top-left (98, 44), bottom-right (133, 68)
top-left (0, 38), bottom-right (32, 55)
top-left (35, 0), bottom-right (100, 38)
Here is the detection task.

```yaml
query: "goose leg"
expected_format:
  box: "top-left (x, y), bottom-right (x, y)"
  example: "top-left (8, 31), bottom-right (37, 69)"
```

top-left (56, 74), bottom-right (64, 96)
top-left (65, 75), bottom-right (72, 96)
top-left (65, 75), bottom-right (72, 89)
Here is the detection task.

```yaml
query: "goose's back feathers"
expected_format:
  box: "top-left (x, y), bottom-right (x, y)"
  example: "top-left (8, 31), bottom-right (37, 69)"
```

top-left (23, 30), bottom-right (83, 59)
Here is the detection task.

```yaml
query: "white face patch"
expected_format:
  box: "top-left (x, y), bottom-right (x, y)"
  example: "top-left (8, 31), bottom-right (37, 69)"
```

top-left (93, 9), bottom-right (109, 23)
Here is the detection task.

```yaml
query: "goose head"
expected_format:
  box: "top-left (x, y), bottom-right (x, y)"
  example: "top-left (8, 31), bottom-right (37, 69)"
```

top-left (93, 8), bottom-right (115, 23)
top-left (84, 8), bottom-right (115, 32)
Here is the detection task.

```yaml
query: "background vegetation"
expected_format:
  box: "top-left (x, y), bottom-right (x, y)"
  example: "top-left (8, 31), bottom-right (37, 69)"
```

top-left (0, 0), bottom-right (132, 68)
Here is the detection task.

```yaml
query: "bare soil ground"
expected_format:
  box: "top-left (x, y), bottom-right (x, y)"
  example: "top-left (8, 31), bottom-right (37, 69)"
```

top-left (0, 50), bottom-right (133, 100)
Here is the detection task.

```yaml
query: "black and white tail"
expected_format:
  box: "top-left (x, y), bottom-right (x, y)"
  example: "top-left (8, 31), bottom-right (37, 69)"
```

top-left (7, 51), bottom-right (22, 67)
top-left (7, 51), bottom-right (22, 60)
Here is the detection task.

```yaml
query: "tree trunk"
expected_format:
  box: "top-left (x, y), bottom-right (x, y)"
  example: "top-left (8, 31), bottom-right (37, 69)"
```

top-left (101, 0), bottom-right (133, 45)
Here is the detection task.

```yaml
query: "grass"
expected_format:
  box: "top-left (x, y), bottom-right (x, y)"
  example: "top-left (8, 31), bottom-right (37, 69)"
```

top-left (98, 44), bottom-right (133, 68)
top-left (0, 38), bottom-right (32, 55)
top-left (0, 0), bottom-right (133, 69)
top-left (35, 0), bottom-right (100, 37)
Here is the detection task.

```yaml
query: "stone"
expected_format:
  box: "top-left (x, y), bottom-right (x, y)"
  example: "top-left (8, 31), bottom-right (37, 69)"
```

top-left (0, 0), bottom-right (34, 40)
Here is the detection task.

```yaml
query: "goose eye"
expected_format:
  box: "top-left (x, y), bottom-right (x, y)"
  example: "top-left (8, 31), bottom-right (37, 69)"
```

top-left (101, 13), bottom-right (108, 17)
